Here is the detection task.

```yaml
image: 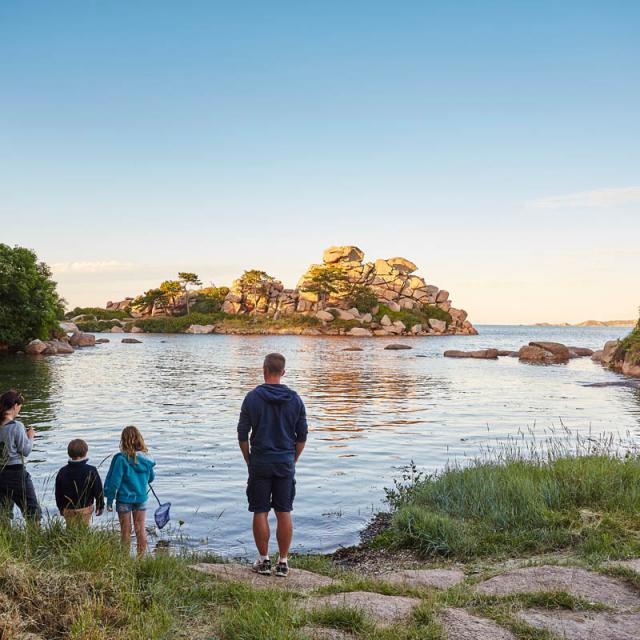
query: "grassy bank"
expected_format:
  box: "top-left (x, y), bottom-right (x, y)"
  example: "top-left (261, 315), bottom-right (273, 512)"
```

top-left (4, 440), bottom-right (640, 639)
top-left (378, 443), bottom-right (640, 562)
top-left (0, 521), bottom-right (444, 640)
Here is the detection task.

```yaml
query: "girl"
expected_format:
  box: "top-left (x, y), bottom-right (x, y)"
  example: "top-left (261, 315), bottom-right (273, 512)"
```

top-left (104, 426), bottom-right (155, 556)
top-left (0, 389), bottom-right (41, 522)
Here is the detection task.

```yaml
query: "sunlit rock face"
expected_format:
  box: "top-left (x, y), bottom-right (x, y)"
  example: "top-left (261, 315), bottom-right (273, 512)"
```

top-left (220, 245), bottom-right (476, 336)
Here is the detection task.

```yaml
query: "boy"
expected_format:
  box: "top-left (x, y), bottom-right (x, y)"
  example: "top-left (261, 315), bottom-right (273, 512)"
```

top-left (55, 439), bottom-right (104, 526)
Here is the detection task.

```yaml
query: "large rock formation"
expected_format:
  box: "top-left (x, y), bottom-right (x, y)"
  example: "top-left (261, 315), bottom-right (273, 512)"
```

top-left (221, 245), bottom-right (476, 336)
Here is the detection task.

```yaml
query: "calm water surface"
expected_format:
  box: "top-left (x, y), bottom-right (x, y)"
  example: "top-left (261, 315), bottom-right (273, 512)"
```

top-left (1, 325), bottom-right (638, 557)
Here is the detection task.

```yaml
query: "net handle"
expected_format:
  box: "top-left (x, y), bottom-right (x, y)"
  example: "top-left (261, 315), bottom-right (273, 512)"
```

top-left (148, 484), bottom-right (162, 507)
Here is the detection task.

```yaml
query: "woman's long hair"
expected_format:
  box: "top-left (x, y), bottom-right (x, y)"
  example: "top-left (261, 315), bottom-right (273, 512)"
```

top-left (0, 390), bottom-right (24, 425)
top-left (120, 425), bottom-right (148, 464)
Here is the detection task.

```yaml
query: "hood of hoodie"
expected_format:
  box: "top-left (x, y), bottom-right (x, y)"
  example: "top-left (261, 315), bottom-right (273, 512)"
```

top-left (120, 452), bottom-right (155, 474)
top-left (254, 383), bottom-right (294, 404)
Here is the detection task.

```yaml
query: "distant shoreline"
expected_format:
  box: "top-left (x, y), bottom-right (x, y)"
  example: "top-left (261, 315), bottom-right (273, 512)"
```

top-left (532, 320), bottom-right (635, 327)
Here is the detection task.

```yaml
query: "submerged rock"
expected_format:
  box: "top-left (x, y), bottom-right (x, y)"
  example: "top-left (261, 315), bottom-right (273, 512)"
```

top-left (384, 344), bottom-right (412, 350)
top-left (122, 338), bottom-right (142, 344)
top-left (444, 349), bottom-right (498, 359)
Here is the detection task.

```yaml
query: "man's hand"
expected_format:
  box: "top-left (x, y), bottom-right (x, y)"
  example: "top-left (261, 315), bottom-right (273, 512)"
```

top-left (294, 442), bottom-right (305, 463)
top-left (26, 426), bottom-right (35, 440)
top-left (239, 441), bottom-right (251, 466)
top-left (107, 506), bottom-right (113, 512)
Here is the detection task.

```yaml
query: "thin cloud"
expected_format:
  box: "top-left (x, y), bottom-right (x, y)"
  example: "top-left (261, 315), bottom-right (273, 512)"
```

top-left (52, 260), bottom-right (136, 274)
top-left (529, 186), bottom-right (640, 209)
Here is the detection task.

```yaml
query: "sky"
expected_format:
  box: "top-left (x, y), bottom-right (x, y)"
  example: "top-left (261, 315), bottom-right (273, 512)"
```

top-left (1, 1), bottom-right (638, 324)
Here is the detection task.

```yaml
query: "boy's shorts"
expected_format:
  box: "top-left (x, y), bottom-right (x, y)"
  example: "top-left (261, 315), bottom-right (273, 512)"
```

top-left (116, 501), bottom-right (147, 513)
top-left (247, 462), bottom-right (296, 513)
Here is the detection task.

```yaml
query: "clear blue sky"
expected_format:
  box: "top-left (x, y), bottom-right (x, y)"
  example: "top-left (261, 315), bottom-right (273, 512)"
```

top-left (1, 1), bottom-right (638, 323)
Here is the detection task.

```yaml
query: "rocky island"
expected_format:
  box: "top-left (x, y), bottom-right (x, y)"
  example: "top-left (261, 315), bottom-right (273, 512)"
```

top-left (93, 246), bottom-right (477, 338)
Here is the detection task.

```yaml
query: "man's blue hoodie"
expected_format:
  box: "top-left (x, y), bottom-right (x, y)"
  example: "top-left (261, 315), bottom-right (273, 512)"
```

top-left (238, 384), bottom-right (308, 464)
top-left (104, 452), bottom-right (155, 507)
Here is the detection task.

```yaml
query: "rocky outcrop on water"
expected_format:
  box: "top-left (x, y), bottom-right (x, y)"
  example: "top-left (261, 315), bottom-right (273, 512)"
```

top-left (25, 326), bottom-right (97, 356)
top-left (592, 323), bottom-right (640, 377)
top-left (444, 342), bottom-right (596, 364)
top-left (221, 245), bottom-right (476, 337)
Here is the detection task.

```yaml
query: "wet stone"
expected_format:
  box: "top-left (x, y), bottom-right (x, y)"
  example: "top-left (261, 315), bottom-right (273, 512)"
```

top-left (380, 569), bottom-right (465, 590)
top-left (302, 591), bottom-right (420, 627)
top-left (519, 609), bottom-right (640, 640)
top-left (440, 608), bottom-right (516, 640)
top-left (190, 562), bottom-right (335, 592)
top-left (474, 565), bottom-right (640, 610)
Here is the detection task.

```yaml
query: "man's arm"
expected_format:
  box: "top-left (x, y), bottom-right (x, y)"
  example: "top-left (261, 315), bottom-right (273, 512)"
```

top-left (238, 396), bottom-right (252, 465)
top-left (294, 399), bottom-right (308, 463)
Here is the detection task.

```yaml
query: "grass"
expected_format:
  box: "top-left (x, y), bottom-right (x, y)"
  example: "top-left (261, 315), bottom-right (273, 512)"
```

top-left (4, 430), bottom-right (640, 638)
top-left (378, 434), bottom-right (640, 562)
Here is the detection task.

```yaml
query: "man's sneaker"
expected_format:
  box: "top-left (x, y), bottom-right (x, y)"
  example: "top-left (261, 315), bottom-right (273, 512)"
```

top-left (274, 562), bottom-right (289, 578)
top-left (251, 558), bottom-right (272, 575)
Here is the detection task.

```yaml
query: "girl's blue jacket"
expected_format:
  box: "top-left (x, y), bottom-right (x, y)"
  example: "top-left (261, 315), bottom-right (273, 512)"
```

top-left (104, 452), bottom-right (155, 507)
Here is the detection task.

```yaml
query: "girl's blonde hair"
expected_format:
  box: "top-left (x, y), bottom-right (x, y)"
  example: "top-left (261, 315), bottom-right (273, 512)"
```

top-left (120, 425), bottom-right (148, 463)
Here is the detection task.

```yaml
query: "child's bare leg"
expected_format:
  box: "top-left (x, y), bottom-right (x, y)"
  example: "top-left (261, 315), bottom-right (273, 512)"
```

top-left (132, 510), bottom-right (147, 557)
top-left (118, 512), bottom-right (132, 551)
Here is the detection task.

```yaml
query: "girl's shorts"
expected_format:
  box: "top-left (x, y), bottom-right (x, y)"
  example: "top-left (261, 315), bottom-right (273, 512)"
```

top-left (116, 501), bottom-right (147, 513)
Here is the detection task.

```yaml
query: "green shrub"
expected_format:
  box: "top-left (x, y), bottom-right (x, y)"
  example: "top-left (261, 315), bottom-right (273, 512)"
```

top-left (134, 312), bottom-right (226, 333)
top-left (420, 303), bottom-right (452, 324)
top-left (66, 306), bottom-right (132, 320)
top-left (374, 303), bottom-right (451, 329)
top-left (191, 286), bottom-right (230, 314)
top-left (614, 316), bottom-right (640, 366)
top-left (0, 244), bottom-right (63, 347)
top-left (76, 319), bottom-right (123, 332)
top-left (349, 285), bottom-right (379, 313)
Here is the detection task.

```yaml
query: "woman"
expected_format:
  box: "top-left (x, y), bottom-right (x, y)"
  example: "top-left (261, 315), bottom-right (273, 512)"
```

top-left (0, 389), bottom-right (41, 521)
top-left (104, 426), bottom-right (155, 556)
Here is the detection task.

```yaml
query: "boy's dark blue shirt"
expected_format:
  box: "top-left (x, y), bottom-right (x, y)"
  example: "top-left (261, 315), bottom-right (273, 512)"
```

top-left (55, 459), bottom-right (105, 513)
top-left (238, 383), bottom-right (308, 463)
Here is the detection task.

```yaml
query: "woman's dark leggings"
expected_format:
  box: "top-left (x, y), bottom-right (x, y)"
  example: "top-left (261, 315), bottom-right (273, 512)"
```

top-left (0, 465), bottom-right (41, 521)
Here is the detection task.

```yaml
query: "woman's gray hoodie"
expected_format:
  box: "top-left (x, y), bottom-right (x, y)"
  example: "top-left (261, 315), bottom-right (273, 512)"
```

top-left (0, 419), bottom-right (33, 466)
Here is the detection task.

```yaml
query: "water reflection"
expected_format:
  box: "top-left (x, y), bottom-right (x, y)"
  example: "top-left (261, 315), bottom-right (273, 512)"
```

top-left (0, 355), bottom-right (57, 428)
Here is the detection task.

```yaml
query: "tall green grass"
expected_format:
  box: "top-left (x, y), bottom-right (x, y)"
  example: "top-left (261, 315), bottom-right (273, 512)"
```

top-left (382, 432), bottom-right (640, 561)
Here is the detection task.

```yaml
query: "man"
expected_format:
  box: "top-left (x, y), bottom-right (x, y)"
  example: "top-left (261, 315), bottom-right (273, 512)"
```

top-left (238, 352), bottom-right (308, 577)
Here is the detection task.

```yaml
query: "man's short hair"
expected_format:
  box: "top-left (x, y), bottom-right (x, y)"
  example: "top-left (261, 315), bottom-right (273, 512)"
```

top-left (68, 438), bottom-right (88, 459)
top-left (263, 353), bottom-right (285, 375)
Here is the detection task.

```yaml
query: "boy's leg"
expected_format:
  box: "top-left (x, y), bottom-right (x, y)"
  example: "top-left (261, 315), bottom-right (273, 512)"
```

top-left (118, 511), bottom-right (132, 550)
top-left (132, 509), bottom-right (147, 557)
